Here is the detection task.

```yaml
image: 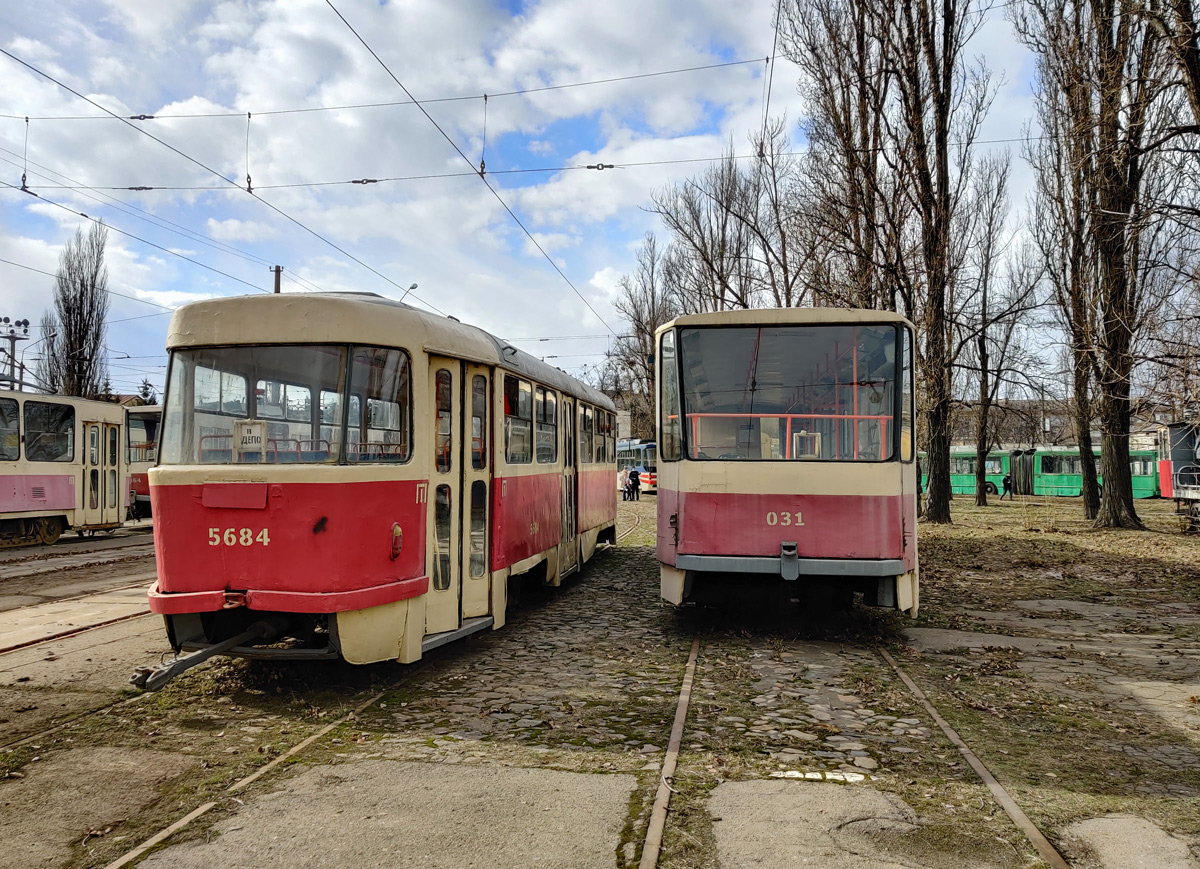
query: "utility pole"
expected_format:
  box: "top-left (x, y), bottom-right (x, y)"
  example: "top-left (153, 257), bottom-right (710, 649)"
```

top-left (272, 265), bottom-right (282, 294)
top-left (1, 317), bottom-right (30, 390)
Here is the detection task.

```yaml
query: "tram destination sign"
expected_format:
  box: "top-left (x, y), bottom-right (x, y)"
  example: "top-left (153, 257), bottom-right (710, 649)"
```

top-left (234, 420), bottom-right (267, 459)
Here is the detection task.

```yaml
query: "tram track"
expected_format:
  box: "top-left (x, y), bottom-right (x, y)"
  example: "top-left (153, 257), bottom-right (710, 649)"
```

top-left (0, 527), bottom-right (153, 565)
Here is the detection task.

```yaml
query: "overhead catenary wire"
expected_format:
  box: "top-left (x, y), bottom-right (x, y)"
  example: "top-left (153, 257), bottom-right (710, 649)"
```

top-left (323, 0), bottom-right (618, 336)
top-left (0, 46), bottom-right (446, 318)
top-left (0, 148), bottom-right (327, 294)
top-left (6, 132), bottom-right (1057, 195)
top-left (0, 182), bottom-right (274, 295)
top-left (0, 57), bottom-right (774, 123)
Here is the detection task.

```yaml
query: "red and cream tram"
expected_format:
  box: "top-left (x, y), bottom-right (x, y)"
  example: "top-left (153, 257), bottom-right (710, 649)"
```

top-left (126, 404), bottom-right (161, 519)
top-left (1, 390), bottom-right (129, 547)
top-left (135, 292), bottom-right (616, 689)
top-left (654, 308), bottom-right (919, 614)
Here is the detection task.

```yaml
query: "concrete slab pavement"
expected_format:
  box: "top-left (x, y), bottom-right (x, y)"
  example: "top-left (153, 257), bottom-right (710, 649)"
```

top-left (708, 780), bottom-right (1015, 869)
top-left (137, 759), bottom-right (637, 869)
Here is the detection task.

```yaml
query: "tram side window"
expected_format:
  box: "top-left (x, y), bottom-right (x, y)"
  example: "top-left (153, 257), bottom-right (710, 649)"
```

top-left (504, 375), bottom-right (532, 464)
top-left (349, 347), bottom-right (412, 464)
top-left (472, 375), bottom-right (487, 470)
top-left (901, 326), bottom-right (914, 461)
top-left (1131, 457), bottom-right (1153, 476)
top-left (470, 480), bottom-right (487, 577)
top-left (580, 406), bottom-right (594, 464)
top-left (596, 412), bottom-right (609, 463)
top-left (24, 401), bottom-right (75, 462)
top-left (535, 387), bottom-right (557, 463)
top-left (435, 369), bottom-right (452, 473)
top-left (985, 457), bottom-right (1003, 475)
top-left (659, 330), bottom-right (682, 461)
top-left (434, 485), bottom-right (452, 591)
top-left (0, 398), bottom-right (18, 460)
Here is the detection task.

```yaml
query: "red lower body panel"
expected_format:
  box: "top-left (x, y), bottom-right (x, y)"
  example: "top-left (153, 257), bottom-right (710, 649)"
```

top-left (661, 490), bottom-right (909, 563)
top-left (151, 479), bottom-right (427, 613)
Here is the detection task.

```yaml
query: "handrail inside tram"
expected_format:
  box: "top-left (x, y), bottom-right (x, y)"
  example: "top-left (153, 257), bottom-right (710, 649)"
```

top-left (683, 411), bottom-right (893, 461)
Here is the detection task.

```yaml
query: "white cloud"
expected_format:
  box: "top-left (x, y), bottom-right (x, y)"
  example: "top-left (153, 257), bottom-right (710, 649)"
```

top-left (0, 0), bottom-right (1044, 398)
top-left (207, 217), bottom-right (279, 241)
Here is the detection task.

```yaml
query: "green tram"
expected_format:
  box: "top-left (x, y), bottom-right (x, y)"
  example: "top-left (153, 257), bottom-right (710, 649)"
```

top-left (920, 447), bottom-right (1159, 498)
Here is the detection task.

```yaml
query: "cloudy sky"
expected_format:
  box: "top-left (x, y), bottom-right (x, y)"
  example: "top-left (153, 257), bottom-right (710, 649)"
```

top-left (0, 0), bottom-right (1033, 396)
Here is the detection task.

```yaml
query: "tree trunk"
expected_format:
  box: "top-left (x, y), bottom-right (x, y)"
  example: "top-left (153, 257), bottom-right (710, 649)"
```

top-left (1071, 357), bottom-right (1101, 519)
top-left (1096, 385), bottom-right (1142, 528)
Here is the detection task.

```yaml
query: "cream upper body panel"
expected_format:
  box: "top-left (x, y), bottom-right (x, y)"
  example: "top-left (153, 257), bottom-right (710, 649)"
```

top-left (166, 293), bottom-right (614, 412)
top-left (656, 307), bottom-right (914, 334)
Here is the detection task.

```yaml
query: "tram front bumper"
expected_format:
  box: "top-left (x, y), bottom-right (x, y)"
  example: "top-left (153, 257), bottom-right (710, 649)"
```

top-left (673, 554), bottom-right (907, 578)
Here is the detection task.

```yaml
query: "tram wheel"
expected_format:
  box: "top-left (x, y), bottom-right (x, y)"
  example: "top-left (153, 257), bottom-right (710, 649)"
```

top-left (39, 518), bottom-right (62, 545)
top-left (985, 482), bottom-right (997, 495)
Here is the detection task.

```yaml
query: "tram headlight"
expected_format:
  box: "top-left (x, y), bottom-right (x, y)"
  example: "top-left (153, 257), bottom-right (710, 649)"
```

top-left (390, 523), bottom-right (403, 560)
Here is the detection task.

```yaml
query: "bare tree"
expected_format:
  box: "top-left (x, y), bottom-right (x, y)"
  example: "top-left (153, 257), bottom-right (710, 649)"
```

top-left (1018, 2), bottom-right (1106, 517)
top-left (1018, 0), bottom-right (1178, 528)
top-left (782, 0), bottom-right (900, 310)
top-left (651, 149), bottom-right (760, 313)
top-left (877, 0), bottom-right (995, 523)
top-left (37, 223), bottom-right (110, 399)
top-left (611, 233), bottom-right (678, 437)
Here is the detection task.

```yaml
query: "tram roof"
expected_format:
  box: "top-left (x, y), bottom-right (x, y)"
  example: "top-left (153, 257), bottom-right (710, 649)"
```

top-left (657, 307), bottom-right (914, 333)
top-left (166, 292), bottom-right (614, 411)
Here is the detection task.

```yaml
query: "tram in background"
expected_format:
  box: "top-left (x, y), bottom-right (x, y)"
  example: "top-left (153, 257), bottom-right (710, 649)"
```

top-left (616, 438), bottom-right (657, 490)
top-left (126, 405), bottom-right (161, 519)
top-left (922, 446), bottom-right (1160, 498)
top-left (134, 292), bottom-right (617, 689)
top-left (0, 389), bottom-right (128, 547)
top-left (654, 308), bottom-right (919, 615)
top-left (1160, 422), bottom-right (1200, 528)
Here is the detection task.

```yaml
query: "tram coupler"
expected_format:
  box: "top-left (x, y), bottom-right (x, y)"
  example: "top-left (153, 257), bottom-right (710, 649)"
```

top-left (130, 615), bottom-right (289, 691)
top-left (780, 542), bottom-right (799, 581)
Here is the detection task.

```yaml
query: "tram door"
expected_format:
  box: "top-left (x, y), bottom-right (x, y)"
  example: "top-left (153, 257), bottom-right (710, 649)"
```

top-left (560, 397), bottom-right (578, 576)
top-left (461, 365), bottom-right (492, 619)
top-left (81, 421), bottom-right (122, 528)
top-left (426, 358), bottom-right (462, 635)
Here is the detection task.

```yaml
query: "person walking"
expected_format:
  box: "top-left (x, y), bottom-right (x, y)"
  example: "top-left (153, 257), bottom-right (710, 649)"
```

top-left (619, 468), bottom-right (629, 501)
top-left (628, 468), bottom-right (641, 501)
top-left (1000, 473), bottom-right (1013, 500)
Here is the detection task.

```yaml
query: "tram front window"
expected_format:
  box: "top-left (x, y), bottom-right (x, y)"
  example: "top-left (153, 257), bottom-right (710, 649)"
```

top-left (678, 324), bottom-right (900, 462)
top-left (161, 344), bottom-right (412, 464)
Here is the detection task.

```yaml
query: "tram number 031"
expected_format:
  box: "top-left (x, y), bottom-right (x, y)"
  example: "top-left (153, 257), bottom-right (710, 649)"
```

top-left (766, 511), bottom-right (805, 527)
top-left (208, 528), bottom-right (271, 547)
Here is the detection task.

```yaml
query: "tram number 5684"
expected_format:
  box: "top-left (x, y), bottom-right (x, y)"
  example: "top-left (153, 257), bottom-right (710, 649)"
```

top-left (208, 528), bottom-right (271, 546)
top-left (766, 511), bottom-right (805, 527)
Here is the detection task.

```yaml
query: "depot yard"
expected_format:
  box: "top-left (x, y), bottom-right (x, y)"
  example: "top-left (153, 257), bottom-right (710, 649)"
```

top-left (2, 496), bottom-right (1199, 868)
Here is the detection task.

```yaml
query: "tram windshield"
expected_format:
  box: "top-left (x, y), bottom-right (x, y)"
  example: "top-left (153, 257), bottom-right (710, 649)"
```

top-left (678, 324), bottom-right (900, 462)
top-left (160, 344), bottom-right (412, 464)
top-left (127, 412), bottom-right (160, 464)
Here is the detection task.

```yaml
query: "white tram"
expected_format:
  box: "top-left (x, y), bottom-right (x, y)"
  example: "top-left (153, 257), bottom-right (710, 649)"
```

top-left (0, 389), bottom-right (129, 546)
top-left (136, 292), bottom-right (617, 688)
top-left (654, 308), bottom-right (919, 613)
